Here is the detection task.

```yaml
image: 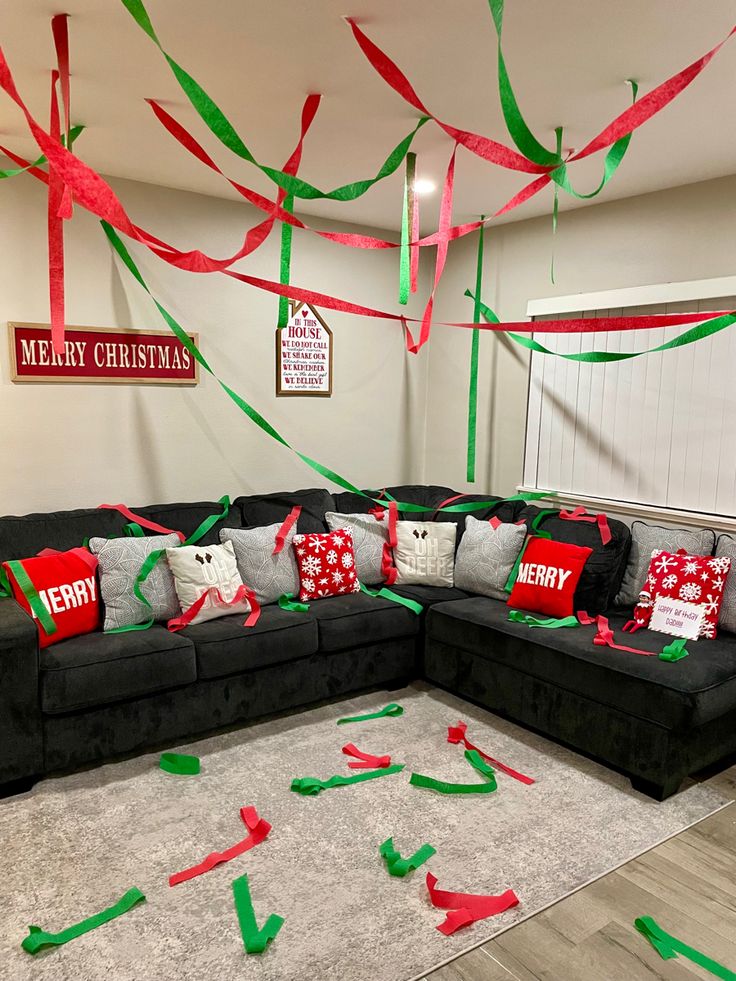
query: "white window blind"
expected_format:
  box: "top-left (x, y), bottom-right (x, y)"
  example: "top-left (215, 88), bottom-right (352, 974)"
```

top-left (523, 292), bottom-right (736, 518)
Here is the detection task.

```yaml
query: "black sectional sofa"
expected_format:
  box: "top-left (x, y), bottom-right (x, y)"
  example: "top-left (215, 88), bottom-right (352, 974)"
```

top-left (2, 483), bottom-right (736, 801)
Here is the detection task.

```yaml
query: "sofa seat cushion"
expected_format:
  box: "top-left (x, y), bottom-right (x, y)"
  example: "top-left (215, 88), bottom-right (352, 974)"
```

top-left (427, 598), bottom-right (736, 730)
top-left (308, 593), bottom-right (420, 652)
top-left (41, 628), bottom-right (196, 714)
top-left (182, 606), bottom-right (318, 679)
top-left (390, 584), bottom-right (472, 607)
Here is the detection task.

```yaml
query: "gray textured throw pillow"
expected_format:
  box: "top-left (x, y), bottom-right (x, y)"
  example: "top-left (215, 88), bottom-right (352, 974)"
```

top-left (715, 534), bottom-right (736, 634)
top-left (454, 516), bottom-right (527, 600)
top-left (89, 533), bottom-right (181, 630)
top-left (220, 523), bottom-right (299, 605)
top-left (615, 521), bottom-right (716, 607)
top-left (324, 511), bottom-right (388, 585)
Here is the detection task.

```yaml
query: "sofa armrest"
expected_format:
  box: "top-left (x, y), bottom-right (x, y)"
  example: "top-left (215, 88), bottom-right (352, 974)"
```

top-left (0, 596), bottom-right (43, 786)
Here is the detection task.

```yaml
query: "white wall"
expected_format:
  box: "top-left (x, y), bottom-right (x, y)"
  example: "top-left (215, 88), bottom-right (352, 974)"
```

top-left (0, 172), bottom-right (431, 513)
top-left (427, 174), bottom-right (736, 497)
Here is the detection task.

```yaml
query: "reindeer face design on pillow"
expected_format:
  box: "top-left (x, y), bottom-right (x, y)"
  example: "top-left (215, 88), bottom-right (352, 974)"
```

top-left (193, 549), bottom-right (234, 590)
top-left (393, 521), bottom-right (457, 587)
top-left (165, 539), bottom-right (249, 625)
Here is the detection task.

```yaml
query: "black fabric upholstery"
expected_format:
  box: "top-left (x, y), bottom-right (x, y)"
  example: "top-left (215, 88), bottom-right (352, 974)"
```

top-left (332, 490), bottom-right (380, 514)
top-left (427, 597), bottom-right (736, 730)
top-left (0, 506), bottom-right (128, 563)
top-left (131, 500), bottom-right (243, 545)
top-left (517, 505), bottom-right (632, 613)
top-left (389, 584), bottom-right (472, 607)
top-left (385, 484), bottom-right (458, 519)
top-left (0, 598), bottom-right (43, 783)
top-left (41, 628), bottom-right (196, 714)
top-left (236, 488), bottom-right (336, 534)
top-left (182, 607), bottom-right (318, 679)
top-left (307, 593), bottom-right (420, 652)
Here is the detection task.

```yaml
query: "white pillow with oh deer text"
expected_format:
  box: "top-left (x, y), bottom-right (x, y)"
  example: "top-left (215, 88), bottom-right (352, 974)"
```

top-left (166, 540), bottom-right (249, 625)
top-left (393, 521), bottom-right (456, 587)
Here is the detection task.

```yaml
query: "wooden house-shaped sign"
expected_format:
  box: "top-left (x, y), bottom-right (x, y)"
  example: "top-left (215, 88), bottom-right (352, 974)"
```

top-left (276, 301), bottom-right (333, 397)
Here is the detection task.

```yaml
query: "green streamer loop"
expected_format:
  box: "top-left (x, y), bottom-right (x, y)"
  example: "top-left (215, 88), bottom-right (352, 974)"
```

top-left (379, 837), bottom-right (436, 877)
top-left (466, 217), bottom-right (485, 482)
top-left (278, 592), bottom-right (310, 613)
top-left (634, 916), bottom-right (736, 980)
top-left (508, 610), bottom-right (579, 629)
top-left (278, 195), bottom-right (294, 328)
top-left (159, 752), bottom-right (200, 775)
top-left (232, 874), bottom-right (284, 954)
top-left (659, 638), bottom-right (689, 662)
top-left (21, 888), bottom-right (146, 955)
top-left (337, 702), bottom-right (404, 725)
top-left (291, 763), bottom-right (405, 796)
top-left (359, 581), bottom-right (423, 615)
top-left (410, 748), bottom-right (498, 795)
top-left (5, 560), bottom-right (57, 635)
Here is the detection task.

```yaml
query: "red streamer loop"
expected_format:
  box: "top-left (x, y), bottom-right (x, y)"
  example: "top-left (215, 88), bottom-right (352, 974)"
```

top-left (98, 503), bottom-right (186, 542)
top-left (169, 805), bottom-right (271, 886)
top-left (370, 501), bottom-right (399, 585)
top-left (447, 720), bottom-right (534, 785)
top-left (167, 584), bottom-right (261, 632)
top-left (578, 611), bottom-right (657, 656)
top-left (341, 743), bottom-right (392, 769)
top-left (273, 505), bottom-right (302, 555)
top-left (559, 506), bottom-right (612, 546)
top-left (426, 872), bottom-right (519, 935)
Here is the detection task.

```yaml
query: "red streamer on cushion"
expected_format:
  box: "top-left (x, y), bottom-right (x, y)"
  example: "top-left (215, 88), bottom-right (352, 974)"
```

top-left (167, 584), bottom-right (261, 632)
top-left (447, 720), bottom-right (534, 785)
top-left (426, 871), bottom-right (519, 935)
top-left (559, 506), bottom-right (612, 546)
top-left (341, 743), bottom-right (392, 769)
top-left (578, 611), bottom-right (657, 655)
top-left (431, 494), bottom-right (467, 520)
top-left (98, 503), bottom-right (185, 542)
top-left (370, 501), bottom-right (399, 584)
top-left (273, 505), bottom-right (301, 555)
top-left (169, 805), bottom-right (270, 886)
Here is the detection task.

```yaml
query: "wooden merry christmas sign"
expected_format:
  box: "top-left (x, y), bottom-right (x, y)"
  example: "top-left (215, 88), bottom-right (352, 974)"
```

top-left (276, 302), bottom-right (333, 397)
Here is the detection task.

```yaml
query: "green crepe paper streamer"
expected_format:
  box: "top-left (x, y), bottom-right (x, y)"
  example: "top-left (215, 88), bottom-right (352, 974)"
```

top-left (336, 702), bottom-right (404, 725)
top-left (160, 752), bottom-right (200, 775)
top-left (232, 874), bottom-right (284, 954)
top-left (120, 0), bottom-right (428, 202)
top-left (1, 124), bottom-right (84, 179)
top-left (634, 916), bottom-right (736, 980)
top-left (124, 522), bottom-right (146, 537)
top-left (5, 560), bottom-right (57, 636)
top-left (278, 592), bottom-right (310, 613)
top-left (466, 217), bottom-right (484, 483)
top-left (508, 610), bottom-right (579, 629)
top-left (379, 837), bottom-right (436, 877)
top-left (0, 565), bottom-right (12, 598)
top-left (278, 195), bottom-right (294, 328)
top-left (21, 887), bottom-right (146, 955)
top-left (291, 763), bottom-right (405, 796)
top-left (359, 581), bottom-right (422, 615)
top-left (410, 748), bottom-right (498, 795)
top-left (659, 638), bottom-right (689, 662)
top-left (398, 153), bottom-right (415, 305)
top-left (550, 126), bottom-right (562, 284)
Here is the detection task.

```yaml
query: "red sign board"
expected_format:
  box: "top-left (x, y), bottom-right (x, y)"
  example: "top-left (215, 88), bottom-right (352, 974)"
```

top-left (8, 323), bottom-right (199, 385)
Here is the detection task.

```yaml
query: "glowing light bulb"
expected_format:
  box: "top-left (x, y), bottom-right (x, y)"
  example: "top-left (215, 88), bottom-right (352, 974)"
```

top-left (412, 178), bottom-right (436, 196)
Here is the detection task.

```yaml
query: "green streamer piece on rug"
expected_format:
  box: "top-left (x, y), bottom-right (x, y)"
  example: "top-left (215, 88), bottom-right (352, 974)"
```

top-left (359, 582), bottom-right (423, 615)
top-left (659, 638), bottom-right (689, 662)
top-left (466, 217), bottom-right (485, 482)
top-left (160, 752), bottom-right (200, 775)
top-left (337, 702), bottom-right (405, 725)
top-left (508, 610), bottom-right (579, 629)
top-left (410, 748), bottom-right (498, 795)
top-left (634, 916), bottom-right (736, 980)
top-left (379, 837), bottom-right (436, 877)
top-left (232, 874), bottom-right (284, 954)
top-left (291, 763), bottom-right (405, 796)
top-left (21, 887), bottom-right (146, 955)
top-left (278, 592), bottom-right (310, 613)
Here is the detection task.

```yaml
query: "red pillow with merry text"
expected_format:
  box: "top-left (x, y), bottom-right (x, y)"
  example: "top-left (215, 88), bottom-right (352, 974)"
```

top-left (2, 547), bottom-right (100, 648)
top-left (507, 536), bottom-right (593, 618)
top-left (292, 528), bottom-right (361, 602)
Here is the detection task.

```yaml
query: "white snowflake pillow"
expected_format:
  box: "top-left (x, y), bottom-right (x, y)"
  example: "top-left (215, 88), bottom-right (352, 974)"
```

top-left (324, 511), bottom-right (388, 585)
top-left (393, 521), bottom-right (456, 587)
top-left (292, 528), bottom-right (361, 602)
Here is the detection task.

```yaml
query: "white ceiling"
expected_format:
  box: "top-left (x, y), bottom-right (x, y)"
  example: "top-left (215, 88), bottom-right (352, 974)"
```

top-left (1, 0), bottom-right (735, 235)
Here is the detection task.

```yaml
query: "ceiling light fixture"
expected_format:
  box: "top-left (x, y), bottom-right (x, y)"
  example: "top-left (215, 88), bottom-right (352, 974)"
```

top-left (412, 178), bottom-right (436, 196)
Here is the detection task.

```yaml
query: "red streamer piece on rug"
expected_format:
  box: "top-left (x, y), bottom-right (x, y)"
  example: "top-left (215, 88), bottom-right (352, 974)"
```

top-left (167, 584), bottom-right (261, 631)
top-left (447, 720), bottom-right (534, 785)
top-left (558, 506), bottom-right (612, 546)
top-left (341, 742), bottom-right (392, 769)
top-left (98, 503), bottom-right (186, 541)
top-left (168, 805), bottom-right (271, 886)
top-left (273, 505), bottom-right (302, 555)
top-left (426, 872), bottom-right (519, 935)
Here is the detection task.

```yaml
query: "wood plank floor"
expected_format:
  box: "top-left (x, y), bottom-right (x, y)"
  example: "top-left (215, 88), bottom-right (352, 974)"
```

top-left (424, 765), bottom-right (736, 981)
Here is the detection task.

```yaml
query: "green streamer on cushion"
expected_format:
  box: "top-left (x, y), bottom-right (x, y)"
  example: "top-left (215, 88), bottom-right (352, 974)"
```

top-left (231, 874), bottom-right (284, 954)
top-left (124, 522), bottom-right (146, 537)
top-left (0, 565), bottom-right (12, 597)
top-left (159, 752), bottom-right (200, 775)
top-left (337, 702), bottom-right (404, 725)
top-left (466, 217), bottom-right (485, 482)
top-left (659, 638), bottom-right (689, 662)
top-left (5, 560), bottom-right (57, 635)
top-left (379, 837), bottom-right (436, 877)
top-left (291, 763), bottom-right (405, 796)
top-left (359, 581), bottom-right (422, 615)
top-left (508, 610), bottom-right (579, 629)
top-left (410, 748), bottom-right (498, 795)
top-left (185, 495), bottom-right (231, 545)
top-left (21, 888), bottom-right (145, 955)
top-left (278, 592), bottom-right (310, 613)
top-left (634, 916), bottom-right (736, 980)
top-left (278, 195), bottom-right (294, 328)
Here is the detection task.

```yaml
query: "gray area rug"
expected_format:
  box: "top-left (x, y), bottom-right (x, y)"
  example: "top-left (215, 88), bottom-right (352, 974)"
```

top-left (0, 684), bottom-right (729, 981)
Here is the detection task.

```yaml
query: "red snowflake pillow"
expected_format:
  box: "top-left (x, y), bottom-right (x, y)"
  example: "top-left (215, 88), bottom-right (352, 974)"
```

top-left (629, 549), bottom-right (731, 639)
top-left (292, 528), bottom-right (361, 602)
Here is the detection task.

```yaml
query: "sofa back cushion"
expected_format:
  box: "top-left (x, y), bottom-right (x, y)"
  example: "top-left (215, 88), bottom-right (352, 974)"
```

top-left (129, 500), bottom-right (243, 545)
top-left (235, 488), bottom-right (336, 535)
top-left (0, 507), bottom-right (129, 564)
top-left (712, 534), bottom-right (736, 634)
top-left (517, 505), bottom-right (632, 614)
top-left (615, 521), bottom-right (716, 607)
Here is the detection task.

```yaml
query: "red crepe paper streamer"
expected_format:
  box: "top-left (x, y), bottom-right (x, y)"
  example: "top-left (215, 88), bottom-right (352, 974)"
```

top-left (98, 503), bottom-right (186, 541)
top-left (273, 505), bottom-right (302, 555)
top-left (578, 611), bottom-right (658, 655)
top-left (47, 71), bottom-right (66, 356)
top-left (169, 805), bottom-right (270, 886)
top-left (51, 13), bottom-right (73, 221)
top-left (167, 584), bottom-right (261, 632)
top-left (559, 506), bottom-right (612, 546)
top-left (447, 721), bottom-right (534, 785)
top-left (341, 743), bottom-right (392, 769)
top-left (426, 871), bottom-right (519, 935)
top-left (371, 500), bottom-right (398, 585)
